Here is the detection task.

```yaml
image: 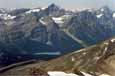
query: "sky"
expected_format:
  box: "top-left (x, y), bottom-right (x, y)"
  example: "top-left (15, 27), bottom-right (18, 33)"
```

top-left (0, 0), bottom-right (114, 10)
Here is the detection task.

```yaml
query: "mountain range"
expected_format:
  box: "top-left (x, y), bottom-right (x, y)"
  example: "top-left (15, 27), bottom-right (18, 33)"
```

top-left (0, 4), bottom-right (115, 67)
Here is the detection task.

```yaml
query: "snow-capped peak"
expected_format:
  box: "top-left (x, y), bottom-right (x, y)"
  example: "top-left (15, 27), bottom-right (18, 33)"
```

top-left (48, 3), bottom-right (60, 9)
top-left (26, 8), bottom-right (40, 14)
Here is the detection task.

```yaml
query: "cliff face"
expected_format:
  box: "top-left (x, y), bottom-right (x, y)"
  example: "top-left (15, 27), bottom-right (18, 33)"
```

top-left (1, 37), bottom-right (115, 76)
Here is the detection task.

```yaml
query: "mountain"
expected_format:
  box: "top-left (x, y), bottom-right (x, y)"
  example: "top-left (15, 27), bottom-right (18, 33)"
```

top-left (64, 7), bottom-right (115, 45)
top-left (9, 8), bottom-right (30, 16)
top-left (0, 4), bottom-right (115, 67)
top-left (0, 8), bottom-right (83, 66)
top-left (44, 3), bottom-right (66, 17)
top-left (1, 37), bottom-right (115, 76)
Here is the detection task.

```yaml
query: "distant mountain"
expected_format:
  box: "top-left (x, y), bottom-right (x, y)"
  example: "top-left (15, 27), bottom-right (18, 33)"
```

top-left (64, 8), bottom-right (114, 45)
top-left (44, 3), bottom-right (66, 17)
top-left (9, 8), bottom-right (30, 16)
top-left (0, 4), bottom-right (115, 66)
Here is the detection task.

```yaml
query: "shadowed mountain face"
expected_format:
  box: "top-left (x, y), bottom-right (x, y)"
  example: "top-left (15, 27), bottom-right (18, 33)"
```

top-left (0, 4), bottom-right (115, 66)
top-left (1, 37), bottom-right (115, 76)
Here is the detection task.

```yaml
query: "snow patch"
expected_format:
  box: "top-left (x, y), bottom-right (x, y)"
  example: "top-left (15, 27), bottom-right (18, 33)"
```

top-left (113, 13), bottom-right (115, 18)
top-left (52, 17), bottom-right (63, 21)
top-left (47, 71), bottom-right (110, 76)
top-left (94, 57), bottom-right (100, 61)
top-left (46, 40), bottom-right (53, 46)
top-left (52, 17), bottom-right (64, 24)
top-left (42, 7), bottom-right (47, 10)
top-left (81, 72), bottom-right (92, 76)
top-left (96, 14), bottom-right (103, 18)
top-left (104, 47), bottom-right (108, 51)
top-left (26, 9), bottom-right (40, 14)
top-left (74, 49), bottom-right (84, 53)
top-left (39, 17), bottom-right (49, 25)
top-left (103, 47), bottom-right (108, 55)
top-left (104, 42), bottom-right (109, 45)
top-left (100, 8), bottom-right (104, 12)
top-left (83, 52), bottom-right (86, 55)
top-left (72, 57), bottom-right (75, 62)
top-left (52, 15), bottom-right (71, 24)
top-left (0, 14), bottom-right (16, 20)
top-left (6, 15), bottom-right (16, 20)
top-left (76, 8), bottom-right (92, 12)
top-left (100, 74), bottom-right (111, 76)
top-left (87, 9), bottom-right (93, 12)
top-left (39, 19), bottom-right (47, 25)
top-left (111, 38), bottom-right (115, 43)
top-left (48, 71), bottom-right (79, 76)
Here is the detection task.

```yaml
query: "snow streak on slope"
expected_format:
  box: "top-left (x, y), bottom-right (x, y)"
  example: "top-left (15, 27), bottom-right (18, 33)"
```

top-left (63, 29), bottom-right (88, 47)
top-left (26, 9), bottom-right (40, 14)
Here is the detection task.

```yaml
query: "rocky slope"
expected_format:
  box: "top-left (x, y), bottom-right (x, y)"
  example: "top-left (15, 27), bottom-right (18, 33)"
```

top-left (1, 37), bottom-right (115, 76)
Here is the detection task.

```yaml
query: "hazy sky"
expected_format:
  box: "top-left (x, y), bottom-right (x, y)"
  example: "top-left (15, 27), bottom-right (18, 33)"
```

top-left (0, 0), bottom-right (114, 10)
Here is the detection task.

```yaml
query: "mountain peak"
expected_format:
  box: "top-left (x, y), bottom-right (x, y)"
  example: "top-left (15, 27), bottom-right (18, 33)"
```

top-left (49, 3), bottom-right (59, 8)
top-left (100, 6), bottom-right (111, 12)
top-left (47, 3), bottom-right (60, 10)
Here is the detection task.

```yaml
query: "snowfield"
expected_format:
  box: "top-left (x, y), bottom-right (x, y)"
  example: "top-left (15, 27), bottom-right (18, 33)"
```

top-left (48, 71), bottom-right (110, 76)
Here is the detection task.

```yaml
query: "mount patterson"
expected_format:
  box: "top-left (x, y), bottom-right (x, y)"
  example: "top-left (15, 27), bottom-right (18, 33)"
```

top-left (0, 4), bottom-right (115, 67)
